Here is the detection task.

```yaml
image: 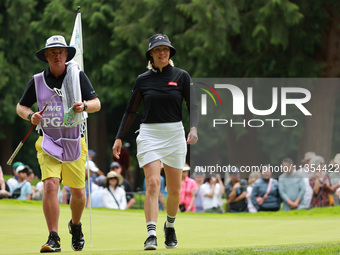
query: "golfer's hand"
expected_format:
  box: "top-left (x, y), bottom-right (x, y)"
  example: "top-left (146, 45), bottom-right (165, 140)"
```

top-left (187, 127), bottom-right (198, 145)
top-left (112, 139), bottom-right (122, 159)
top-left (31, 112), bottom-right (42, 125)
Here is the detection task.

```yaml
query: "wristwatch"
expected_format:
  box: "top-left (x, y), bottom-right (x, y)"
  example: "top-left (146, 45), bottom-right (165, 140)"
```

top-left (28, 113), bottom-right (34, 122)
top-left (83, 102), bottom-right (87, 111)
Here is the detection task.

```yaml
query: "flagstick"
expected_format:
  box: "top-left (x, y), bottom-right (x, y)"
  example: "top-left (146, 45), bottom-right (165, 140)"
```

top-left (85, 119), bottom-right (93, 247)
top-left (70, 6), bottom-right (93, 247)
top-left (75, 6), bottom-right (93, 247)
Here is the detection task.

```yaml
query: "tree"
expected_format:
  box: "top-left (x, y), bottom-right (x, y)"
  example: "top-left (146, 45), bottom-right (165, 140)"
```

top-left (0, 0), bottom-right (45, 174)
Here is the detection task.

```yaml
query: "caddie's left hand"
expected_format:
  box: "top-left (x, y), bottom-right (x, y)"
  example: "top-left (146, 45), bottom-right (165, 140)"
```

top-left (73, 101), bottom-right (85, 113)
top-left (187, 127), bottom-right (198, 145)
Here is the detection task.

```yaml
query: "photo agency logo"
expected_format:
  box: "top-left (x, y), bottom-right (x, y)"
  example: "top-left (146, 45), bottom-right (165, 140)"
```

top-left (196, 80), bottom-right (312, 128)
top-left (196, 82), bottom-right (223, 113)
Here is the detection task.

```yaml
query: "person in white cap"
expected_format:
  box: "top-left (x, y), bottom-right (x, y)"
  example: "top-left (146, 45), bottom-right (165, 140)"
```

top-left (16, 35), bottom-right (101, 253)
top-left (9, 165), bottom-right (32, 200)
top-left (7, 161), bottom-right (24, 191)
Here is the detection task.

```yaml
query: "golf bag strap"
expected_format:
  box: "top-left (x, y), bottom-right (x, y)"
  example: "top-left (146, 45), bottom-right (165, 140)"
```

top-left (108, 188), bottom-right (120, 209)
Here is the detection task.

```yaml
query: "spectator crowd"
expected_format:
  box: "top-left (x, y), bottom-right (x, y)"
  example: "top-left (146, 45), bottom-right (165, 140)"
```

top-left (2, 150), bottom-right (340, 214)
top-left (182, 151), bottom-right (340, 214)
top-left (0, 149), bottom-right (135, 211)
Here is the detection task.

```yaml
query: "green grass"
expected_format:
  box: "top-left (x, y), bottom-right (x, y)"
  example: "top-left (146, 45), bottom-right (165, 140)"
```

top-left (0, 199), bottom-right (339, 254)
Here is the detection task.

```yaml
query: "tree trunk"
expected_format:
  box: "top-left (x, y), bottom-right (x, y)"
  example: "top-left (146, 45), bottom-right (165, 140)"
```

top-left (88, 113), bottom-right (107, 173)
top-left (298, 8), bottom-right (340, 162)
top-left (298, 83), bottom-right (339, 162)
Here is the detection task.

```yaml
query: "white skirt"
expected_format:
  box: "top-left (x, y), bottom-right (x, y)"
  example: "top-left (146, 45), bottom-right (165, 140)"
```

top-left (136, 122), bottom-right (187, 169)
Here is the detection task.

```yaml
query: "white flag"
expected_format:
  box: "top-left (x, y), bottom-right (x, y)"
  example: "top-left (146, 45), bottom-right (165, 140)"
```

top-left (70, 7), bottom-right (83, 71)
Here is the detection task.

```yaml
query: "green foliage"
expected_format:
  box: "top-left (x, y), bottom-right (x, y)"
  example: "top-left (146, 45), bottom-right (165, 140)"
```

top-left (0, 0), bottom-right (41, 134)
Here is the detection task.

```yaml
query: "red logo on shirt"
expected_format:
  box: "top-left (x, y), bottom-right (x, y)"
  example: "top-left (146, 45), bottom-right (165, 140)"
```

top-left (168, 82), bottom-right (178, 86)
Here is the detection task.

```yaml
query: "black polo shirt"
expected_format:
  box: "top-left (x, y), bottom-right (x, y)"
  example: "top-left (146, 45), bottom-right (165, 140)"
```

top-left (116, 64), bottom-right (199, 139)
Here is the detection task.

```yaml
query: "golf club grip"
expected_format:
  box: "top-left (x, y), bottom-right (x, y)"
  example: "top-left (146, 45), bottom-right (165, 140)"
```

top-left (7, 141), bottom-right (24, 165)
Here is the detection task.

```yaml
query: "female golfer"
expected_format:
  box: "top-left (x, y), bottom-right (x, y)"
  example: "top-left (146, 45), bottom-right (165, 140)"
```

top-left (112, 33), bottom-right (198, 250)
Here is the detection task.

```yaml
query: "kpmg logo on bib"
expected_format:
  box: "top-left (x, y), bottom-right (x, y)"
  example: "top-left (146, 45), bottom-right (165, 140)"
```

top-left (195, 79), bottom-right (312, 128)
top-left (45, 105), bottom-right (62, 112)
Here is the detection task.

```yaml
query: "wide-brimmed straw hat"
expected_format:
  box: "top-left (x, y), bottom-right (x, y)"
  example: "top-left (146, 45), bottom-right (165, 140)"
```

top-left (105, 171), bottom-right (123, 185)
top-left (36, 35), bottom-right (76, 63)
top-left (332, 153), bottom-right (340, 164)
top-left (146, 34), bottom-right (176, 60)
top-left (301, 151), bottom-right (316, 163)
